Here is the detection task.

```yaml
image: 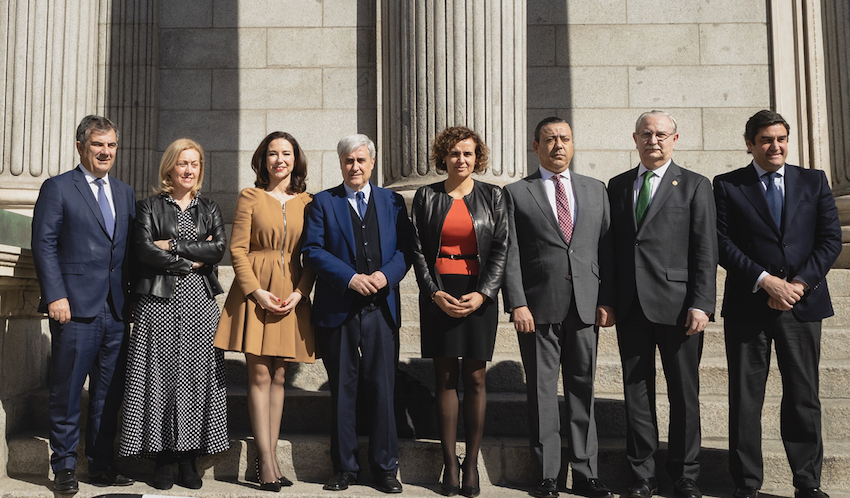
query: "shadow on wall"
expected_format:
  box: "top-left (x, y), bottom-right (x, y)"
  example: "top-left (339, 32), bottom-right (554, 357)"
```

top-left (526, 0), bottom-right (572, 175)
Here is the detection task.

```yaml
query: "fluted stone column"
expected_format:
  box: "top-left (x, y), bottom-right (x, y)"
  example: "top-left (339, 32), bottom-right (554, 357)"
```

top-left (381, 0), bottom-right (526, 191)
top-left (820, 0), bottom-right (850, 266)
top-left (0, 0), bottom-right (107, 212)
top-left (103, 0), bottom-right (159, 194)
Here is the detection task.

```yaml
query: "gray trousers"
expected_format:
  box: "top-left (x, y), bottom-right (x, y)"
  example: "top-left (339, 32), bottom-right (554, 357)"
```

top-left (517, 307), bottom-right (600, 482)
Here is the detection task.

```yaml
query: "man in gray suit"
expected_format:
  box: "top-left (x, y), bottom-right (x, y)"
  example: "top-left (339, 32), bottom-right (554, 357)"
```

top-left (608, 110), bottom-right (718, 498)
top-left (503, 116), bottom-right (615, 498)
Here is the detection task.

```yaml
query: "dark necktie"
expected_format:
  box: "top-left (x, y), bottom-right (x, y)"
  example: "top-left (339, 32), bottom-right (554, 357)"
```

top-left (550, 175), bottom-right (573, 243)
top-left (94, 178), bottom-right (115, 238)
top-left (356, 191), bottom-right (367, 219)
top-left (635, 170), bottom-right (654, 228)
top-left (763, 172), bottom-right (783, 229)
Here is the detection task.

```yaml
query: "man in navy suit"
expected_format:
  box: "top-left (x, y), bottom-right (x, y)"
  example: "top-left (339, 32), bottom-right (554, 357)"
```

top-left (714, 110), bottom-right (841, 498)
top-left (31, 115), bottom-right (136, 492)
top-left (303, 134), bottom-right (412, 494)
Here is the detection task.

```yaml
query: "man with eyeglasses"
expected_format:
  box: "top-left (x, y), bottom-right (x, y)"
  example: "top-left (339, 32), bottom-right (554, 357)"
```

top-left (714, 110), bottom-right (840, 498)
top-left (608, 110), bottom-right (718, 498)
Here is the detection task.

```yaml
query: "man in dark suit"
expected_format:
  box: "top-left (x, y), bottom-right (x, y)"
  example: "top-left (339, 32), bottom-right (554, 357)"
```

top-left (608, 110), bottom-right (717, 498)
top-left (714, 110), bottom-right (841, 498)
top-left (503, 117), bottom-right (615, 498)
top-left (31, 115), bottom-right (136, 492)
top-left (303, 134), bottom-right (412, 494)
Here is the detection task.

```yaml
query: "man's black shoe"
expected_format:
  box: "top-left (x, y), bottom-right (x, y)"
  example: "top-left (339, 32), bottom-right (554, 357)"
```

top-left (534, 478), bottom-right (558, 498)
top-left (628, 478), bottom-right (658, 498)
top-left (734, 487), bottom-right (759, 498)
top-left (89, 467), bottom-right (134, 487)
top-left (376, 473), bottom-right (403, 494)
top-left (53, 469), bottom-right (79, 494)
top-left (573, 478), bottom-right (614, 498)
top-left (323, 471), bottom-right (357, 491)
top-left (796, 488), bottom-right (830, 498)
top-left (674, 478), bottom-right (702, 498)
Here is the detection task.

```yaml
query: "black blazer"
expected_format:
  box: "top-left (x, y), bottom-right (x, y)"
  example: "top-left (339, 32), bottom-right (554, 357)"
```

top-left (411, 180), bottom-right (508, 303)
top-left (714, 163), bottom-right (841, 322)
top-left (133, 193), bottom-right (227, 299)
top-left (609, 161), bottom-right (718, 327)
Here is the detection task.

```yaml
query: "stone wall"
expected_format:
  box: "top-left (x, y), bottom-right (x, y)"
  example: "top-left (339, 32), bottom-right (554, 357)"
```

top-left (157, 0), bottom-right (377, 221)
top-left (527, 0), bottom-right (768, 182)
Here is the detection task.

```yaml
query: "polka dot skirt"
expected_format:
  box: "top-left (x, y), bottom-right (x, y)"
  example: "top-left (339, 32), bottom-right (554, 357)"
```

top-left (119, 195), bottom-right (230, 458)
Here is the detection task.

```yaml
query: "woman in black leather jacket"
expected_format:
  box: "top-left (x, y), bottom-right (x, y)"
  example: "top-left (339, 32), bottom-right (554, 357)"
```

top-left (119, 138), bottom-right (229, 490)
top-left (411, 126), bottom-right (508, 497)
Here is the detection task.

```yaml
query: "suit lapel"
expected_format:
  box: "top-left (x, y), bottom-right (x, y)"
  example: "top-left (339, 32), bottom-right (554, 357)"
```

top-left (639, 162), bottom-right (680, 231)
top-left (571, 173), bottom-right (589, 242)
top-left (373, 186), bottom-right (397, 263)
top-left (525, 171), bottom-right (566, 244)
top-left (782, 165), bottom-right (800, 232)
top-left (330, 184), bottom-right (356, 257)
top-left (621, 167), bottom-right (640, 230)
top-left (739, 164), bottom-right (781, 235)
top-left (72, 166), bottom-right (111, 238)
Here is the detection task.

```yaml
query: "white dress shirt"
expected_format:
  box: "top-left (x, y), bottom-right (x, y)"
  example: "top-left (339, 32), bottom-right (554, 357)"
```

top-left (79, 163), bottom-right (116, 218)
top-left (750, 161), bottom-right (799, 292)
top-left (632, 159), bottom-right (672, 209)
top-left (343, 181), bottom-right (372, 217)
top-left (538, 165), bottom-right (577, 224)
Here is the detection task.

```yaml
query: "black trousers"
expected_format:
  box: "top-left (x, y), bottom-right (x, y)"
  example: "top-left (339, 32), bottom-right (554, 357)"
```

top-left (725, 310), bottom-right (823, 489)
top-left (616, 302), bottom-right (703, 481)
top-left (317, 305), bottom-right (399, 478)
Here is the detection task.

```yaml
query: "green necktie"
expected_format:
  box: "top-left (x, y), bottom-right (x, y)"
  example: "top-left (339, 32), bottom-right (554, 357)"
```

top-left (635, 170), bottom-right (654, 227)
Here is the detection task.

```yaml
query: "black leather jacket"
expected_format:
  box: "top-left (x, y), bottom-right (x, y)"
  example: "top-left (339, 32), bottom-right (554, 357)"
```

top-left (133, 193), bottom-right (227, 299)
top-left (411, 180), bottom-right (508, 302)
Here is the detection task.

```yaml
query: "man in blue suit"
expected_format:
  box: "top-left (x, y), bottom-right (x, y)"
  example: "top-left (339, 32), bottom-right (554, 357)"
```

top-left (303, 134), bottom-right (412, 494)
top-left (714, 110), bottom-right (841, 498)
top-left (32, 115), bottom-right (136, 493)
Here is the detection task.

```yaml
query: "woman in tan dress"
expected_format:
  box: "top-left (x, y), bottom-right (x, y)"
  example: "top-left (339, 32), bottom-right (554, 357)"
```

top-left (214, 131), bottom-right (315, 491)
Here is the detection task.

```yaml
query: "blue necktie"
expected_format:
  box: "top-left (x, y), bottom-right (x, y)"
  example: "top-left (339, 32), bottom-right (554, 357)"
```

top-left (356, 191), bottom-right (367, 219)
top-left (763, 172), bottom-right (783, 229)
top-left (94, 178), bottom-right (115, 238)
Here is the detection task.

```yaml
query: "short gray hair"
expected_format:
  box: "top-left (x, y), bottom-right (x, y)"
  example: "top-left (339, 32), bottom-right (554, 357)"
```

top-left (76, 115), bottom-right (119, 145)
top-left (337, 134), bottom-right (376, 159)
top-left (634, 110), bottom-right (678, 134)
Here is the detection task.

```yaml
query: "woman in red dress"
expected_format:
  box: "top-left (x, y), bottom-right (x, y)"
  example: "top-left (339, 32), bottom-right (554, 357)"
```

top-left (411, 126), bottom-right (508, 497)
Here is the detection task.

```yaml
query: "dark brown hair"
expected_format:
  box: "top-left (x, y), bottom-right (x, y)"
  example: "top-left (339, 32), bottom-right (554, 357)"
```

top-left (431, 126), bottom-right (489, 173)
top-left (251, 131), bottom-right (307, 193)
top-left (744, 110), bottom-right (790, 146)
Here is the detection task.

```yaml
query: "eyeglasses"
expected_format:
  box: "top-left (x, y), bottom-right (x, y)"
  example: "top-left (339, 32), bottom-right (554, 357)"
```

top-left (638, 132), bottom-right (675, 143)
top-left (176, 161), bottom-right (200, 168)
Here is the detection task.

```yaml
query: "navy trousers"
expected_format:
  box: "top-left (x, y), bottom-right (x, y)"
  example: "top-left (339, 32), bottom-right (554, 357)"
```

top-left (49, 300), bottom-right (128, 472)
top-left (318, 306), bottom-right (399, 478)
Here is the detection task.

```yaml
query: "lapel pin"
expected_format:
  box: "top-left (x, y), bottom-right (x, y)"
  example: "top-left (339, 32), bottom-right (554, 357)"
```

top-left (672, 180), bottom-right (678, 186)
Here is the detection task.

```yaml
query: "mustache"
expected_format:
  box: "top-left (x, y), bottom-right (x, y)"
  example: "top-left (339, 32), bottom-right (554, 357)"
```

top-left (645, 145), bottom-right (662, 151)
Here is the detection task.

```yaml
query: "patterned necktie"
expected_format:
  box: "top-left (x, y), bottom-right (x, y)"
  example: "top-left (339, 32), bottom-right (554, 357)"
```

top-left (551, 175), bottom-right (573, 243)
top-left (635, 170), bottom-right (654, 228)
top-left (356, 191), bottom-right (367, 219)
top-left (94, 178), bottom-right (115, 238)
top-left (763, 172), bottom-right (783, 229)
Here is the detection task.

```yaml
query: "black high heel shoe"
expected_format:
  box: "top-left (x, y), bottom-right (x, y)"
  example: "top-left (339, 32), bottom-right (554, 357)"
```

top-left (440, 457), bottom-right (461, 496)
top-left (256, 458), bottom-right (282, 492)
top-left (459, 458), bottom-right (480, 498)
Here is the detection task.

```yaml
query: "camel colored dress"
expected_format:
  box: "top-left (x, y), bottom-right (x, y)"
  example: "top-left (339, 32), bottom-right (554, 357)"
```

top-left (215, 188), bottom-right (316, 361)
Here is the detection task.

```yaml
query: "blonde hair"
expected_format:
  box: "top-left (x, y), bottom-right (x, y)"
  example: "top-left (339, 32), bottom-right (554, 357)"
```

top-left (157, 138), bottom-right (205, 195)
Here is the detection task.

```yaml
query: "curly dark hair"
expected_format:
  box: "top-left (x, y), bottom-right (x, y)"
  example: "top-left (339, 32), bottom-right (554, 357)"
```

top-left (251, 131), bottom-right (308, 193)
top-left (431, 126), bottom-right (489, 173)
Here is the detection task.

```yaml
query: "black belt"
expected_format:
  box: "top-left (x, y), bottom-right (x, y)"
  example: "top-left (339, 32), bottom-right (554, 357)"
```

top-left (438, 253), bottom-right (477, 260)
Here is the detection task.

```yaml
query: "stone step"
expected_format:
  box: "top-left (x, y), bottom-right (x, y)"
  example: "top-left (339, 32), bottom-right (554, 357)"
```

top-left (22, 387), bottom-right (850, 444)
top-left (7, 433), bottom-right (850, 493)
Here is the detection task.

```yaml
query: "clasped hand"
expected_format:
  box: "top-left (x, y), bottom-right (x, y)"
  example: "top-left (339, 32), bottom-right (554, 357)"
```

top-left (251, 289), bottom-right (303, 315)
top-left (760, 274), bottom-right (806, 311)
top-left (349, 271), bottom-right (388, 296)
top-left (434, 290), bottom-right (485, 318)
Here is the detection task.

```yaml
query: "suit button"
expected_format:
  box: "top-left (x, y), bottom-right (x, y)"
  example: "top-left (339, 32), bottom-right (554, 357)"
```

top-left (635, 241), bottom-right (640, 246)
top-left (569, 249), bottom-right (573, 254)
top-left (783, 243), bottom-right (788, 247)
top-left (364, 242), bottom-right (368, 246)
top-left (566, 275), bottom-right (572, 280)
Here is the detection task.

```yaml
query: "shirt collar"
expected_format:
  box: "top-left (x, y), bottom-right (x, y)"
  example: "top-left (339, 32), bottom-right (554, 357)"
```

top-left (79, 163), bottom-right (109, 185)
top-left (343, 181), bottom-right (372, 201)
top-left (538, 165), bottom-right (571, 182)
top-left (637, 159), bottom-right (671, 180)
top-left (751, 160), bottom-right (785, 179)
